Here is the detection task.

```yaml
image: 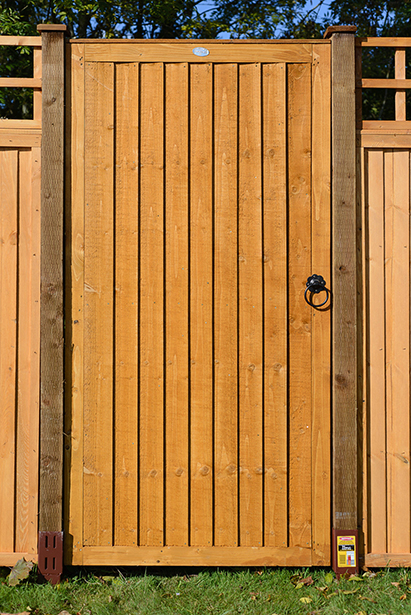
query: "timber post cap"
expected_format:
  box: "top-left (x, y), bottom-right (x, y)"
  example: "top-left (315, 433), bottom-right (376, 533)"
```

top-left (37, 24), bottom-right (68, 32)
top-left (324, 25), bottom-right (357, 39)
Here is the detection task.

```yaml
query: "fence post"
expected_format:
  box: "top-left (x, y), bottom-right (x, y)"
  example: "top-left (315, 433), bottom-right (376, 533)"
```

top-left (37, 23), bottom-right (67, 584)
top-left (324, 24), bottom-right (359, 575)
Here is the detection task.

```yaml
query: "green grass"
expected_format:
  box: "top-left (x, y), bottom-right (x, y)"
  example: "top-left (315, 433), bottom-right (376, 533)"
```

top-left (2, 566), bottom-right (411, 615)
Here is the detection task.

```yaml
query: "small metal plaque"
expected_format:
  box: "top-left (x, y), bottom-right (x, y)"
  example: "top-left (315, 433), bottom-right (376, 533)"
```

top-left (192, 47), bottom-right (210, 57)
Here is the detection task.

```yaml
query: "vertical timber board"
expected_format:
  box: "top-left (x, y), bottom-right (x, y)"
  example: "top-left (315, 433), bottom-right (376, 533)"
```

top-left (238, 62), bottom-right (263, 547)
top-left (0, 150), bottom-right (18, 553)
top-left (83, 61), bottom-right (114, 547)
top-left (164, 63), bottom-right (189, 546)
top-left (329, 30), bottom-right (358, 531)
top-left (367, 150), bottom-right (386, 554)
top-left (67, 43), bottom-right (85, 564)
top-left (190, 63), bottom-right (213, 547)
top-left (38, 24), bottom-right (66, 533)
top-left (262, 63), bottom-right (288, 549)
top-left (214, 63), bottom-right (238, 547)
top-left (16, 149), bottom-right (41, 554)
top-left (139, 63), bottom-right (165, 547)
top-left (385, 150), bottom-right (410, 552)
top-left (311, 43), bottom-right (331, 563)
top-left (114, 63), bottom-right (139, 547)
top-left (288, 62), bottom-right (312, 549)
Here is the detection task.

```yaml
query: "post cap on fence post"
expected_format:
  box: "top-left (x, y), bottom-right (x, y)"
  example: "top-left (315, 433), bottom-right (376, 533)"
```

top-left (324, 25), bottom-right (357, 39)
top-left (37, 23), bottom-right (67, 32)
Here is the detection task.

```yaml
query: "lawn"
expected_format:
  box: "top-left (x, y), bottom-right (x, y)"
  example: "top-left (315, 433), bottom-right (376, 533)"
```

top-left (1, 565), bottom-right (411, 615)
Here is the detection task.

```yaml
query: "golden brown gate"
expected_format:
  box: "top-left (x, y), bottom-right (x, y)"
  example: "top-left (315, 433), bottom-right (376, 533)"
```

top-left (65, 39), bottom-right (331, 566)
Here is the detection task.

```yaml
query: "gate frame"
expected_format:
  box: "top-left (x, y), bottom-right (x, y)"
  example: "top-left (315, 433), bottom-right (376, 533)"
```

top-left (4, 24), bottom-right (361, 574)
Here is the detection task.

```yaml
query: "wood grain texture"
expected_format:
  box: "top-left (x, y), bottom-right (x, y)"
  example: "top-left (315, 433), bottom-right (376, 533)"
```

top-left (288, 62), bottom-right (312, 549)
top-left (83, 62), bottom-right (114, 546)
top-left (139, 62), bottom-right (165, 547)
top-left (263, 63), bottom-right (288, 548)
top-left (80, 545), bottom-right (320, 566)
top-left (366, 149), bottom-right (386, 554)
top-left (385, 150), bottom-right (410, 553)
top-left (164, 63), bottom-right (189, 546)
top-left (361, 78), bottom-right (411, 89)
top-left (238, 62), bottom-right (263, 547)
top-left (311, 44), bottom-right (331, 562)
top-left (0, 149), bottom-right (18, 553)
top-left (395, 50), bottom-right (406, 121)
top-left (0, 35), bottom-right (41, 46)
top-left (360, 134), bottom-right (411, 148)
top-left (33, 48), bottom-right (42, 123)
top-left (365, 553), bottom-right (411, 567)
top-left (114, 63), bottom-right (139, 547)
top-left (84, 43), bottom-right (312, 64)
top-left (358, 37), bottom-right (411, 47)
top-left (331, 31), bottom-right (357, 531)
top-left (0, 77), bottom-right (41, 88)
top-left (16, 148), bottom-right (41, 554)
top-left (214, 63), bottom-right (238, 547)
top-left (39, 28), bottom-right (65, 532)
top-left (66, 43), bottom-right (85, 563)
top-left (0, 134), bottom-right (41, 147)
top-left (64, 42), bottom-right (334, 565)
top-left (190, 63), bottom-right (213, 547)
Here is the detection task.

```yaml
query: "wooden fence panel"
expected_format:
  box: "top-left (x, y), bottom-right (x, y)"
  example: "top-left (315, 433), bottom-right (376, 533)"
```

top-left (361, 138), bottom-right (411, 565)
top-left (66, 41), bottom-right (332, 566)
top-left (0, 145), bottom-right (40, 564)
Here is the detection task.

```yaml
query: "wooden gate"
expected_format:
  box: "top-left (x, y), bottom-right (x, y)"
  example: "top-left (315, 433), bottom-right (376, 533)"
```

top-left (65, 40), bottom-right (331, 566)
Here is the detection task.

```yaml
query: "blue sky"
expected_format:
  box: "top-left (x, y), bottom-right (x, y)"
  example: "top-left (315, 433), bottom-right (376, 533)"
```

top-left (197, 0), bottom-right (332, 37)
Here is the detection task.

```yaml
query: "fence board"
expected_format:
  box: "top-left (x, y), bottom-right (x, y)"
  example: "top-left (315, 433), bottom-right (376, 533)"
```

top-left (190, 62), bottom-right (214, 547)
top-left (214, 63), bottom-right (239, 547)
top-left (262, 63), bottom-right (288, 548)
top-left (83, 62), bottom-right (114, 547)
top-left (288, 63), bottom-right (312, 549)
top-left (114, 63), bottom-right (139, 546)
top-left (164, 63), bottom-right (190, 546)
top-left (367, 149), bottom-right (386, 554)
top-left (139, 62), bottom-right (165, 547)
top-left (67, 43), bottom-right (85, 564)
top-left (16, 149), bottom-right (40, 555)
top-left (238, 62), bottom-right (263, 547)
top-left (0, 150), bottom-right (18, 553)
top-left (386, 150), bottom-right (410, 553)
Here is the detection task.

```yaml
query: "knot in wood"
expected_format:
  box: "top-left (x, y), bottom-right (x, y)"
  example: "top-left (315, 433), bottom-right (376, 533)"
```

top-left (335, 373), bottom-right (347, 388)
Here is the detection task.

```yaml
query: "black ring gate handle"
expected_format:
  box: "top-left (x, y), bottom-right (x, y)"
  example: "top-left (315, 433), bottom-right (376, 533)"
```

top-left (304, 274), bottom-right (330, 309)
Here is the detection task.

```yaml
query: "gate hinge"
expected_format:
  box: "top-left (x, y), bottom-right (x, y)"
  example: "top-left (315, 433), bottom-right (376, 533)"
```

top-left (38, 531), bottom-right (63, 584)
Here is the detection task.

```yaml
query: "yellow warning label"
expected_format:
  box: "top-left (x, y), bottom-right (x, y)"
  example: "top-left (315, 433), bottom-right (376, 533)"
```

top-left (337, 535), bottom-right (356, 568)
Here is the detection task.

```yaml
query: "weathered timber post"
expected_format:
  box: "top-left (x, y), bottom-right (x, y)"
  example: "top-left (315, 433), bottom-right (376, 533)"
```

top-left (324, 25), bottom-right (359, 576)
top-left (37, 23), bottom-right (66, 584)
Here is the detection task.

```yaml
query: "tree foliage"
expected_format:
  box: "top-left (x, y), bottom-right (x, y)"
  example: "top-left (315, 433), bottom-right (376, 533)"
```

top-left (1, 0), bottom-right (410, 118)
